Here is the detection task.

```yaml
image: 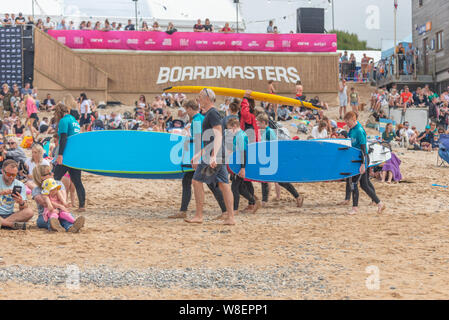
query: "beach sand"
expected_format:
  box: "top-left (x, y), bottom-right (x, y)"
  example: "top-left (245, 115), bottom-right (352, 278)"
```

top-left (1, 84), bottom-right (449, 299)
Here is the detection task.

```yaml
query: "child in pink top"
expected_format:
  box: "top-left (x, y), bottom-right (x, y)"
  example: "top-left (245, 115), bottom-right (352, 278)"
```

top-left (42, 178), bottom-right (75, 231)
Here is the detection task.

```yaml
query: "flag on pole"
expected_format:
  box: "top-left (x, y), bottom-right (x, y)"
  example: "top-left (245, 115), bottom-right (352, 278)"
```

top-left (394, 0), bottom-right (398, 9)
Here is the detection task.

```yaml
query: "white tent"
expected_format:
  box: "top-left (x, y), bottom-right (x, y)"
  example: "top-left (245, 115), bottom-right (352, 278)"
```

top-left (1, 0), bottom-right (244, 31)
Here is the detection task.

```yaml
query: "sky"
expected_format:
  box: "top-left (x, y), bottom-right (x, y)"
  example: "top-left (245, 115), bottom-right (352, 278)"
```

top-left (3, 0), bottom-right (412, 49)
top-left (241, 0), bottom-right (413, 49)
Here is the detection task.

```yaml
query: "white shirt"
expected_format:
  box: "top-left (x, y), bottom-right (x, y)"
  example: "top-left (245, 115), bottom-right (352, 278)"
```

top-left (26, 158), bottom-right (50, 178)
top-left (405, 128), bottom-right (415, 138)
top-left (311, 126), bottom-right (328, 139)
top-left (80, 100), bottom-right (91, 114)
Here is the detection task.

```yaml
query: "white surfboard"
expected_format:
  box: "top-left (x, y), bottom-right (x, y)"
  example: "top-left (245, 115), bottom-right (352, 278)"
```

top-left (313, 139), bottom-right (391, 167)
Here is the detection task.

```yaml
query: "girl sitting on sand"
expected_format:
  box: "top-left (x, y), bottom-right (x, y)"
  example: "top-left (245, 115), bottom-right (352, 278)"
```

top-left (41, 177), bottom-right (76, 232)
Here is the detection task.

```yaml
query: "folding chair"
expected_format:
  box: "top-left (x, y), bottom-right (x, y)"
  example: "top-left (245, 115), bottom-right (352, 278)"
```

top-left (437, 134), bottom-right (449, 167)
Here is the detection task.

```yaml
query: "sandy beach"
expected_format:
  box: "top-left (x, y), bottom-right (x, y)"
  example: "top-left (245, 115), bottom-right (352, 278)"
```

top-left (1, 84), bottom-right (449, 300)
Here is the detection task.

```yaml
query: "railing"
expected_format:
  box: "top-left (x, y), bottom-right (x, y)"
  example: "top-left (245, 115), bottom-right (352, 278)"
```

top-left (374, 54), bottom-right (419, 87)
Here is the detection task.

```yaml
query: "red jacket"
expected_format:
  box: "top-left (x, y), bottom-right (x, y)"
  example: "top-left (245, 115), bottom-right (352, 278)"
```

top-left (240, 98), bottom-right (260, 142)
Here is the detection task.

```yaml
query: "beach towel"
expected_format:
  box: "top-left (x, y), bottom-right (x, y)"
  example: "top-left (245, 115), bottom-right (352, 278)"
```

top-left (382, 152), bottom-right (402, 181)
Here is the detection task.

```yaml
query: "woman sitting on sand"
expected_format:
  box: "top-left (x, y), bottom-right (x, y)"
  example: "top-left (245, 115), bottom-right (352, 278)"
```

top-left (24, 144), bottom-right (50, 191)
top-left (32, 165), bottom-right (85, 232)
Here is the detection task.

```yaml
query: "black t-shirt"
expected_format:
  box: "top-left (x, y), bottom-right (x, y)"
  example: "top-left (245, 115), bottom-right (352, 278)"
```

top-left (125, 24), bottom-right (135, 31)
top-left (204, 24), bottom-right (213, 32)
top-left (202, 107), bottom-right (223, 156)
top-left (194, 24), bottom-right (204, 31)
top-left (14, 124), bottom-right (25, 134)
top-left (419, 131), bottom-right (433, 143)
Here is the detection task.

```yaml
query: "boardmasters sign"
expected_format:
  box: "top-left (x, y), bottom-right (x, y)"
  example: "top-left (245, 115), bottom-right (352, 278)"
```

top-left (156, 66), bottom-right (301, 85)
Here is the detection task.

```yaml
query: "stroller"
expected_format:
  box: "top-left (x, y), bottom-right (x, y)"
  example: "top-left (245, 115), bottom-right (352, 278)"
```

top-left (437, 134), bottom-right (449, 167)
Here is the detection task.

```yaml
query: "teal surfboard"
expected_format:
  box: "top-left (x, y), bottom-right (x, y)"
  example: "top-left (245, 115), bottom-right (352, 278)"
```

top-left (62, 131), bottom-right (195, 179)
top-left (228, 140), bottom-right (362, 183)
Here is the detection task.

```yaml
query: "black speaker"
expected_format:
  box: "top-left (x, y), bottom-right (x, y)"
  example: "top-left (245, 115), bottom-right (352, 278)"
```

top-left (297, 8), bottom-right (325, 33)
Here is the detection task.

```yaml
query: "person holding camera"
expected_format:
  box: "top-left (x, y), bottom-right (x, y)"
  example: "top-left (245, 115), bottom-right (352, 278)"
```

top-left (0, 159), bottom-right (33, 230)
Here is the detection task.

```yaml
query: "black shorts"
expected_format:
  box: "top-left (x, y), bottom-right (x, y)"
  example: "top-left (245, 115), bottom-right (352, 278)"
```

top-left (80, 114), bottom-right (91, 126)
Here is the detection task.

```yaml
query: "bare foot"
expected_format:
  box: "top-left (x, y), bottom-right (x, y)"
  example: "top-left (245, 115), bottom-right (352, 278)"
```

top-left (296, 196), bottom-right (304, 208)
top-left (348, 207), bottom-right (358, 215)
top-left (184, 216), bottom-right (203, 224)
top-left (223, 217), bottom-right (236, 225)
top-left (377, 202), bottom-right (386, 214)
top-left (213, 213), bottom-right (228, 220)
top-left (338, 200), bottom-right (350, 206)
top-left (168, 212), bottom-right (187, 219)
top-left (243, 205), bottom-right (254, 212)
top-left (251, 200), bottom-right (262, 214)
top-left (75, 207), bottom-right (86, 213)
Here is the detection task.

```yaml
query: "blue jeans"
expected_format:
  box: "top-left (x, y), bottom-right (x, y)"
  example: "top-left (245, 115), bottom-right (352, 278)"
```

top-left (36, 214), bottom-right (73, 232)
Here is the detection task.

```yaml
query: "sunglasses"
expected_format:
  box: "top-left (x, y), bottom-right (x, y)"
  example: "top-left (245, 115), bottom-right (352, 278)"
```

top-left (3, 171), bottom-right (16, 178)
top-left (7, 142), bottom-right (15, 145)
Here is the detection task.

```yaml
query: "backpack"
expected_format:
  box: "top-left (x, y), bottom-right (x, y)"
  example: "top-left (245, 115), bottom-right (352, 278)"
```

top-left (92, 119), bottom-right (105, 131)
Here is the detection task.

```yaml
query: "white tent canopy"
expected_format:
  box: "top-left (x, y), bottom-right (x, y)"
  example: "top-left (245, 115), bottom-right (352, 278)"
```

top-left (0, 0), bottom-right (244, 30)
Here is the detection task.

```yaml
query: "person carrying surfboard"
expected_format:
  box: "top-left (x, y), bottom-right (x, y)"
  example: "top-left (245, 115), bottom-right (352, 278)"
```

top-left (53, 103), bottom-right (86, 213)
top-left (168, 100), bottom-right (227, 220)
top-left (186, 88), bottom-right (236, 225)
top-left (226, 118), bottom-right (261, 215)
top-left (256, 113), bottom-right (304, 208)
top-left (344, 111), bottom-right (386, 215)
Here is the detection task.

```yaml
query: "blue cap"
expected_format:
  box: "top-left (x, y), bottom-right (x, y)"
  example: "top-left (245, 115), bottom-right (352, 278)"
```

top-left (426, 125), bottom-right (431, 129)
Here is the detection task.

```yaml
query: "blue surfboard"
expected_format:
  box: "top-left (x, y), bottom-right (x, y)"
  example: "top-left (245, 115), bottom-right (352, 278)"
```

top-left (228, 140), bottom-right (362, 183)
top-left (62, 131), bottom-right (195, 179)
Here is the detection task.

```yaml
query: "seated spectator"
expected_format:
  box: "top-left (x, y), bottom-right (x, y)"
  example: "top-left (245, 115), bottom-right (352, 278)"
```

top-left (417, 125), bottom-right (434, 151)
top-left (161, 92), bottom-right (174, 107)
top-left (166, 22), bottom-right (177, 34)
top-left (381, 152), bottom-right (402, 183)
top-left (93, 21), bottom-right (101, 30)
top-left (107, 112), bottom-right (123, 130)
top-left (141, 21), bottom-right (149, 31)
top-left (43, 93), bottom-right (56, 111)
top-left (220, 22), bottom-right (233, 33)
top-left (12, 119), bottom-right (25, 137)
top-left (103, 19), bottom-right (112, 31)
top-left (6, 137), bottom-right (27, 165)
top-left (125, 19), bottom-right (135, 31)
top-left (309, 96), bottom-right (329, 110)
top-left (39, 117), bottom-right (50, 134)
top-left (277, 105), bottom-right (292, 121)
top-left (174, 93), bottom-right (186, 107)
top-left (0, 159), bottom-right (33, 230)
top-left (382, 123), bottom-right (396, 143)
top-left (193, 19), bottom-right (205, 32)
top-left (311, 121), bottom-right (328, 139)
top-left (388, 88), bottom-right (400, 108)
top-left (415, 93), bottom-right (429, 108)
top-left (32, 165), bottom-right (85, 233)
top-left (204, 18), bottom-right (214, 32)
top-left (24, 144), bottom-right (50, 191)
top-left (151, 96), bottom-right (166, 114)
top-left (400, 86), bottom-right (414, 112)
top-left (374, 89), bottom-right (389, 113)
top-left (151, 21), bottom-right (161, 31)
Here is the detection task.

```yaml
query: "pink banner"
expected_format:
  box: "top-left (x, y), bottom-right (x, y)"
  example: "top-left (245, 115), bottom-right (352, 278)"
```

top-left (48, 30), bottom-right (337, 53)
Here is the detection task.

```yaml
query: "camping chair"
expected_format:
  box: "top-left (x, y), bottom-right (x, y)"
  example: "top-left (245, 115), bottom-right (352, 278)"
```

top-left (437, 134), bottom-right (449, 167)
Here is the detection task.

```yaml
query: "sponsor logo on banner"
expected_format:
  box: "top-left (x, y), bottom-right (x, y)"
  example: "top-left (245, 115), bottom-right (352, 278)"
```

top-left (162, 38), bottom-right (172, 46)
top-left (74, 37), bottom-right (84, 45)
top-left (196, 40), bottom-right (208, 45)
top-left (156, 66), bottom-right (301, 85)
top-left (57, 37), bottom-right (66, 44)
top-left (265, 41), bottom-right (275, 48)
top-left (314, 42), bottom-right (326, 47)
top-left (248, 41), bottom-right (260, 47)
top-left (91, 38), bottom-right (103, 43)
top-left (108, 39), bottom-right (121, 44)
top-left (127, 39), bottom-right (139, 45)
top-left (297, 42), bottom-right (310, 46)
top-left (180, 39), bottom-right (189, 46)
top-left (145, 39), bottom-right (156, 45)
top-left (282, 40), bottom-right (291, 48)
top-left (213, 41), bottom-right (226, 46)
top-left (231, 40), bottom-right (242, 46)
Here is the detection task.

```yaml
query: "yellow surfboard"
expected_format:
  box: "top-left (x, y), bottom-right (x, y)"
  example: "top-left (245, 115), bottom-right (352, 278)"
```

top-left (163, 86), bottom-right (321, 111)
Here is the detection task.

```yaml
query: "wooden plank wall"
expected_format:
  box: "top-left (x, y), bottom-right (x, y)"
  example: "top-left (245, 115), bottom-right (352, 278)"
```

top-left (78, 51), bottom-right (339, 95)
top-left (34, 29), bottom-right (108, 92)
